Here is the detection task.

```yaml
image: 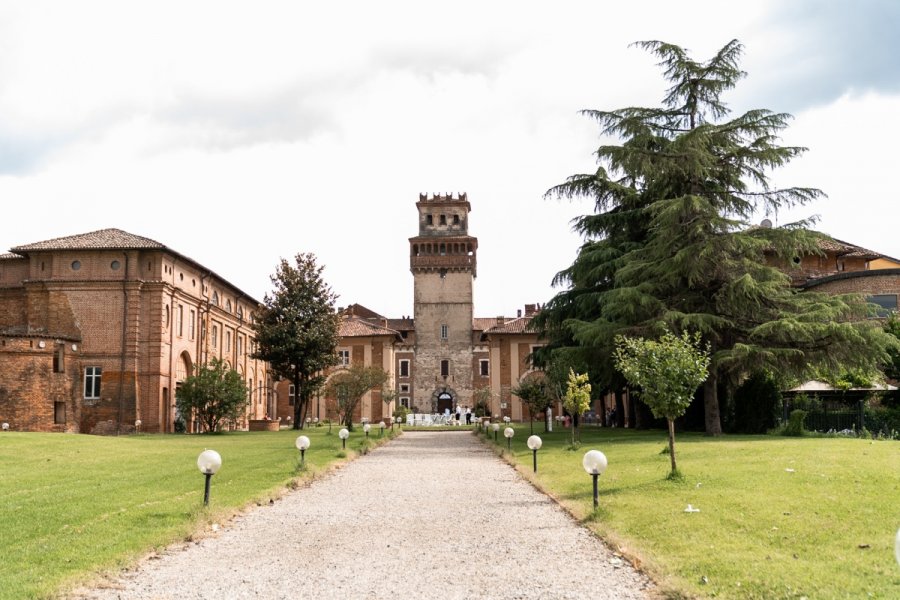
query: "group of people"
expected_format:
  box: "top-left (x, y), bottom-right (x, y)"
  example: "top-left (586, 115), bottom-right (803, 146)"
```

top-left (443, 405), bottom-right (473, 424)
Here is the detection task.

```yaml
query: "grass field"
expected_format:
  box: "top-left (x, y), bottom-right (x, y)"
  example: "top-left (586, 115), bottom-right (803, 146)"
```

top-left (0, 426), bottom-right (391, 599)
top-left (481, 424), bottom-right (900, 599)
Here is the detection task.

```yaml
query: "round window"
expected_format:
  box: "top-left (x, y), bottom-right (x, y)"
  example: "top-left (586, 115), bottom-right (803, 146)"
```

top-left (71, 260), bottom-right (81, 271)
top-left (110, 260), bottom-right (120, 270)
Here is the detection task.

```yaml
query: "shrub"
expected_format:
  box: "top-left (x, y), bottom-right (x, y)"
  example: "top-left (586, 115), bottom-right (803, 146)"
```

top-left (783, 409), bottom-right (807, 436)
top-left (392, 406), bottom-right (410, 422)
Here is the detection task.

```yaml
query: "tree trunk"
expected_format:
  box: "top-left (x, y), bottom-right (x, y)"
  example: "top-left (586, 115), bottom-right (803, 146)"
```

top-left (667, 418), bottom-right (677, 475)
top-left (615, 390), bottom-right (625, 428)
top-left (703, 371), bottom-right (722, 436)
top-left (626, 393), bottom-right (636, 428)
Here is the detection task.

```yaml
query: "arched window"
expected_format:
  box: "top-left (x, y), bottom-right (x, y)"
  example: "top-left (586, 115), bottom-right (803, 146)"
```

top-left (211, 291), bottom-right (219, 306)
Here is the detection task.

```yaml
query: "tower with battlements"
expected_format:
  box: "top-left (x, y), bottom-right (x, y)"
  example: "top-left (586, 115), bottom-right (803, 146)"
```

top-left (409, 193), bottom-right (478, 412)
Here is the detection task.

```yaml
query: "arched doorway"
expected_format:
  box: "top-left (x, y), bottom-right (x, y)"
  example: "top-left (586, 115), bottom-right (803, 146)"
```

top-left (432, 386), bottom-right (457, 414)
top-left (175, 351), bottom-right (193, 432)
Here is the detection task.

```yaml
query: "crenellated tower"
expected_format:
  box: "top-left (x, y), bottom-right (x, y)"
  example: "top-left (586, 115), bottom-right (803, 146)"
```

top-left (409, 193), bottom-right (478, 412)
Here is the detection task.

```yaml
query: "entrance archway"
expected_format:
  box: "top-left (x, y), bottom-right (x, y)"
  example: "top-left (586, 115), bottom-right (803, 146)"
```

top-left (432, 386), bottom-right (457, 414)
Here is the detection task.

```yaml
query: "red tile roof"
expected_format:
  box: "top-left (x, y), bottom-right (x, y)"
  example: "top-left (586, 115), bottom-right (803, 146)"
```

top-left (484, 316), bottom-right (536, 335)
top-left (340, 316), bottom-right (400, 338)
top-left (11, 228), bottom-right (166, 252)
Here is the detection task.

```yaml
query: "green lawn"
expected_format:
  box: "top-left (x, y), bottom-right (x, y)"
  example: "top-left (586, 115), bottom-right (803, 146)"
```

top-left (0, 427), bottom-right (390, 599)
top-left (482, 425), bottom-right (900, 599)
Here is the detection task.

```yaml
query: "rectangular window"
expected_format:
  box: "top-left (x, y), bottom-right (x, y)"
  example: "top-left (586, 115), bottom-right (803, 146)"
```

top-left (200, 320), bottom-right (207, 344)
top-left (237, 335), bottom-right (244, 356)
top-left (289, 384), bottom-right (295, 406)
top-left (868, 294), bottom-right (898, 317)
top-left (212, 325), bottom-right (218, 348)
top-left (400, 397), bottom-right (410, 408)
top-left (441, 359), bottom-right (449, 378)
top-left (399, 359), bottom-right (410, 378)
top-left (426, 215), bottom-right (433, 226)
top-left (189, 309), bottom-right (196, 340)
top-left (84, 366), bottom-right (102, 399)
top-left (226, 329), bottom-right (232, 352)
top-left (400, 383), bottom-right (410, 393)
top-left (54, 401), bottom-right (66, 424)
top-left (338, 349), bottom-right (350, 366)
top-left (440, 324), bottom-right (448, 340)
top-left (177, 304), bottom-right (184, 337)
top-left (480, 359), bottom-right (489, 377)
top-left (53, 345), bottom-right (65, 373)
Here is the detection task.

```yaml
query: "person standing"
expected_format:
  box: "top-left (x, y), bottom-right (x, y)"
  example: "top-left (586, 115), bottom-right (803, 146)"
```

top-left (455, 405), bottom-right (462, 423)
top-left (465, 406), bottom-right (472, 424)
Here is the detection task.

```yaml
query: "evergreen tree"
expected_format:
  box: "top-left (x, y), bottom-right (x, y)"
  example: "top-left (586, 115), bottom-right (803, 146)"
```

top-left (252, 253), bottom-right (340, 430)
top-left (539, 40), bottom-right (895, 434)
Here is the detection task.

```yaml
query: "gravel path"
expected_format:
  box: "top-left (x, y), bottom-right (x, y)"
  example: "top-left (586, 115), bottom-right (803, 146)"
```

top-left (75, 432), bottom-right (654, 599)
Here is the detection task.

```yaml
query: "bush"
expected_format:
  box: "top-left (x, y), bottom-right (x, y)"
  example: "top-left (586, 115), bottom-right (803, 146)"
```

top-left (392, 406), bottom-right (410, 422)
top-left (864, 406), bottom-right (900, 437)
top-left (783, 409), bottom-right (807, 436)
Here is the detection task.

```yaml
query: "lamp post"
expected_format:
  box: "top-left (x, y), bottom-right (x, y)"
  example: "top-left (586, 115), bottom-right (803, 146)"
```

top-left (379, 421), bottom-right (385, 437)
top-left (363, 423), bottom-right (371, 438)
top-left (197, 449), bottom-right (222, 506)
top-left (504, 426), bottom-right (514, 450)
top-left (492, 422), bottom-right (500, 442)
top-left (527, 435), bottom-right (542, 473)
top-left (339, 427), bottom-right (349, 449)
top-left (295, 435), bottom-right (311, 466)
top-left (396, 415), bottom-right (402, 430)
top-left (135, 419), bottom-right (142, 433)
top-left (582, 450), bottom-right (608, 509)
top-left (2, 422), bottom-right (9, 431)
top-left (305, 417), bottom-right (311, 429)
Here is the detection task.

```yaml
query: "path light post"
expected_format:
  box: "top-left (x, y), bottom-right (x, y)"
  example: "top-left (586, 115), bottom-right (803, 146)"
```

top-left (135, 419), bottom-right (142, 433)
top-left (396, 415), bottom-right (402, 430)
top-left (197, 449), bottom-right (222, 507)
top-left (305, 417), bottom-right (311, 429)
top-left (363, 423), bottom-right (371, 438)
top-left (504, 427), bottom-right (514, 450)
top-left (582, 450), bottom-right (608, 509)
top-left (527, 435), bottom-right (542, 473)
top-left (295, 435), bottom-right (311, 466)
top-left (379, 421), bottom-right (385, 437)
top-left (339, 428), bottom-right (349, 449)
top-left (492, 423), bottom-right (500, 442)
top-left (2, 422), bottom-right (9, 431)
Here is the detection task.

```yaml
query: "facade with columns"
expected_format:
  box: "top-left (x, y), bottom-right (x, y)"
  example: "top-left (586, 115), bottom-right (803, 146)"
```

top-left (276, 193), bottom-right (551, 424)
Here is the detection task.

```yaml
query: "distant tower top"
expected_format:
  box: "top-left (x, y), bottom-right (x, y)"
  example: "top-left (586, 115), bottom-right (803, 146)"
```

top-left (760, 218), bottom-right (773, 228)
top-left (410, 192), bottom-right (478, 277)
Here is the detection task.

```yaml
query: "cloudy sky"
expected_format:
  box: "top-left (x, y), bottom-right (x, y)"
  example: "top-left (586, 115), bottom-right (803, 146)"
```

top-left (1, 1), bottom-right (898, 318)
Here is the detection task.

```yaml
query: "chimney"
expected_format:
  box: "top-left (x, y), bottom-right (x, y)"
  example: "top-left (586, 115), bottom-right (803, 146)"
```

top-left (524, 304), bottom-right (538, 316)
top-left (517, 309), bottom-right (522, 318)
top-left (496, 316), bottom-right (505, 325)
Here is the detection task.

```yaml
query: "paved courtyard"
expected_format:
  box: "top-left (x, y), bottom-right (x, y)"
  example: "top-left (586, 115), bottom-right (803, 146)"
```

top-left (75, 432), bottom-right (654, 599)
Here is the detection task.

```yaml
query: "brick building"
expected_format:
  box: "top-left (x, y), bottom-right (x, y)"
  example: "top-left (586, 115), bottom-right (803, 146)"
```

top-left (276, 193), bottom-right (548, 425)
top-left (0, 229), bottom-right (269, 433)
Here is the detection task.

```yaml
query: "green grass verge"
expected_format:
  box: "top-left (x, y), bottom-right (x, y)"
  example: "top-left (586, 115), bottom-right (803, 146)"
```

top-left (0, 427), bottom-right (395, 599)
top-left (480, 425), bottom-right (900, 599)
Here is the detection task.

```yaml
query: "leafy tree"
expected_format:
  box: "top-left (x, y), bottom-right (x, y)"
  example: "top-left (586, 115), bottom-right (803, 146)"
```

top-left (512, 372), bottom-right (552, 434)
top-left (326, 364), bottom-right (390, 430)
top-left (614, 330), bottom-right (710, 476)
top-left (381, 385), bottom-right (397, 422)
top-left (472, 386), bottom-right (493, 417)
top-left (883, 317), bottom-right (900, 381)
top-left (252, 253), bottom-right (340, 430)
top-left (176, 358), bottom-right (248, 433)
top-left (539, 39), bottom-right (895, 435)
top-left (562, 369), bottom-right (591, 445)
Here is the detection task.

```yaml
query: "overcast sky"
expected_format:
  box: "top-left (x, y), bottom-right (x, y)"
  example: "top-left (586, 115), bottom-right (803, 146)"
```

top-left (1, 1), bottom-right (898, 318)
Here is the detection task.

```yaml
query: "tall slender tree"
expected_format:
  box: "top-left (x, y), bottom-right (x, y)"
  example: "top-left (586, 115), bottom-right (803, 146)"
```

top-left (252, 253), bottom-right (340, 430)
top-left (539, 40), bottom-right (895, 434)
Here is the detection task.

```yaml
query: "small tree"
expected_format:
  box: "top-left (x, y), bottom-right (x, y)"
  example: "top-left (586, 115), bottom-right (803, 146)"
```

top-left (472, 386), bottom-right (493, 417)
top-left (326, 364), bottom-right (390, 430)
top-left (614, 330), bottom-right (710, 477)
top-left (176, 358), bottom-right (248, 433)
top-left (381, 385), bottom-right (397, 423)
top-left (562, 369), bottom-right (591, 445)
top-left (512, 372), bottom-right (552, 434)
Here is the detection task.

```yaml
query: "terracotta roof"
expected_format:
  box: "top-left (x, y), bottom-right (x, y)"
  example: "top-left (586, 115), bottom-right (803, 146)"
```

top-left (484, 316), bottom-right (536, 335)
top-left (386, 318), bottom-right (414, 330)
top-left (817, 236), bottom-right (881, 259)
top-left (11, 228), bottom-right (166, 252)
top-left (339, 316), bottom-right (400, 338)
top-left (473, 318), bottom-right (498, 331)
top-left (6, 228), bottom-right (260, 304)
top-left (0, 253), bottom-right (22, 260)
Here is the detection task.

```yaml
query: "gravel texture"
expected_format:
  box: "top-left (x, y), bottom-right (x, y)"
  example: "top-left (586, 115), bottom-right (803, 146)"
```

top-left (74, 432), bottom-right (654, 599)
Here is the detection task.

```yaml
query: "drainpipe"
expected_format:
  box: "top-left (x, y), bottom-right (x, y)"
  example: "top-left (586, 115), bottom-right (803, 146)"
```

top-left (167, 259), bottom-right (177, 433)
top-left (117, 252), bottom-right (129, 435)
